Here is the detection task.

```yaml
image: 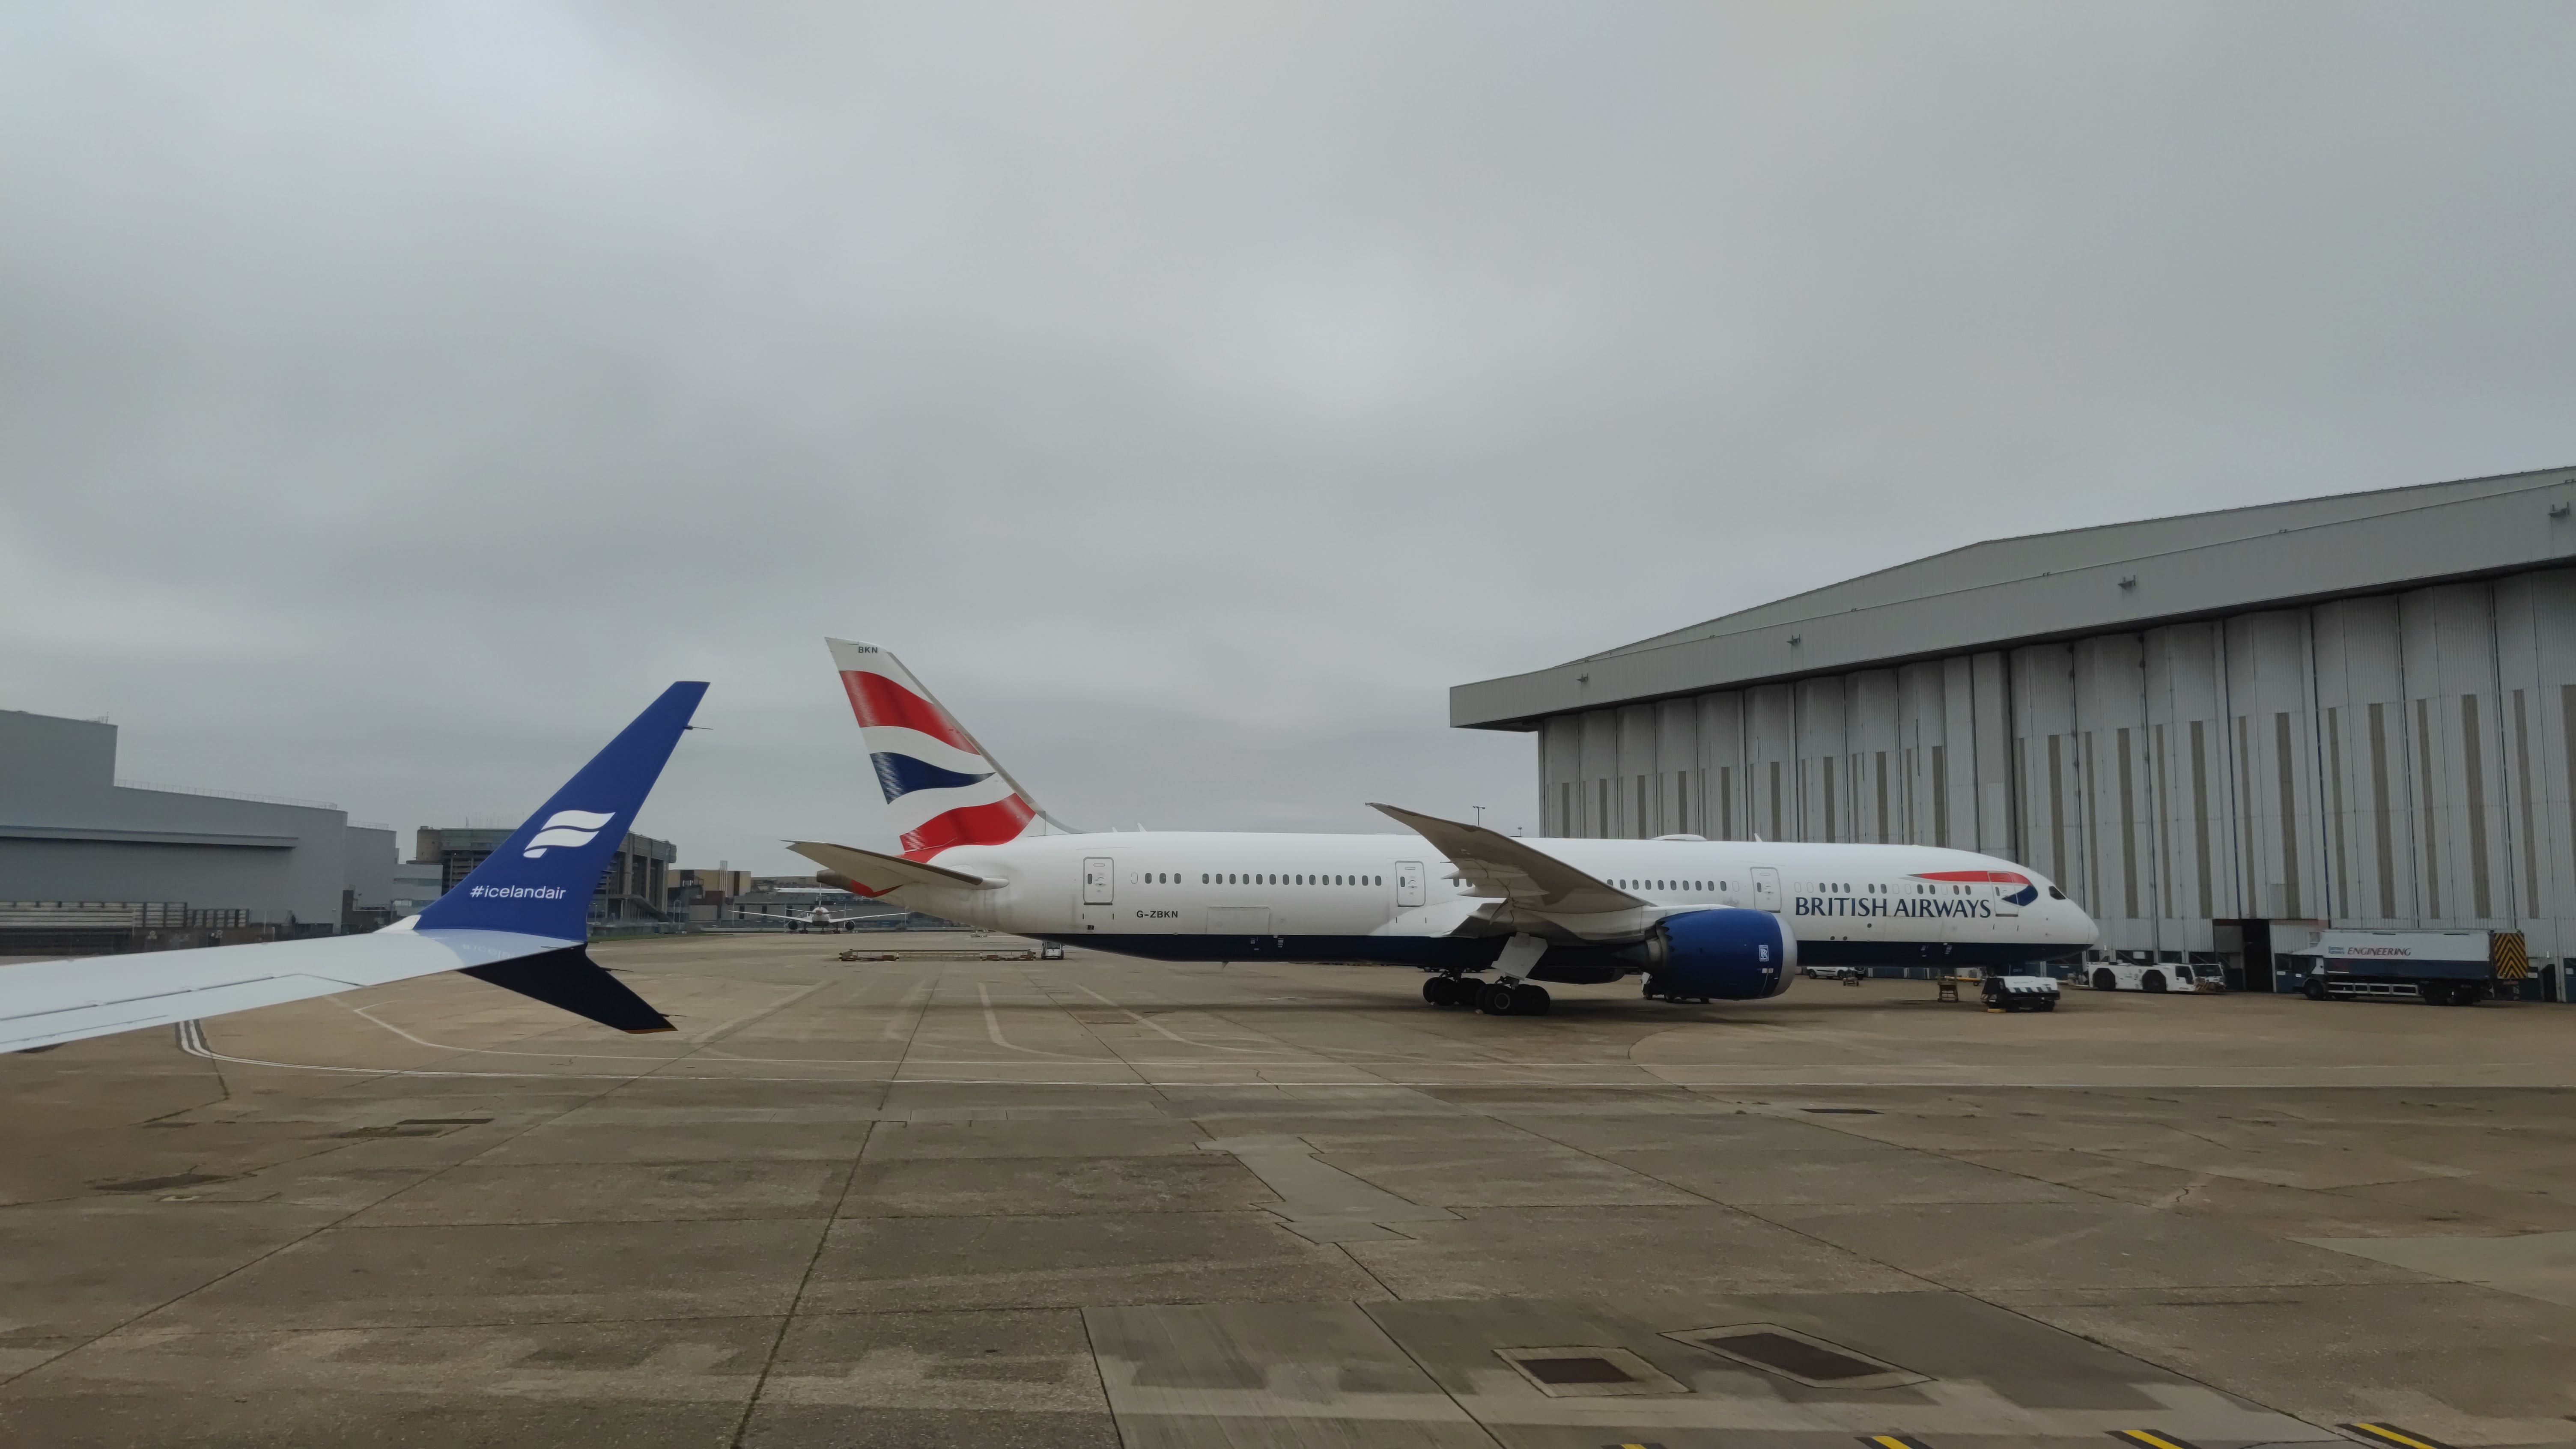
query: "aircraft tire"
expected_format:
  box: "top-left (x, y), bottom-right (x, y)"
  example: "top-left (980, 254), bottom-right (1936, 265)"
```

top-left (1422, 978), bottom-right (1446, 1006)
top-left (1514, 984), bottom-right (1551, 1015)
top-left (1477, 983), bottom-right (1520, 1016)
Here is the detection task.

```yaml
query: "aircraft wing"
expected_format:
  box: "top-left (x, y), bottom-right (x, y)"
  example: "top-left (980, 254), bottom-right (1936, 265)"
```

top-left (1369, 803), bottom-right (1644, 915)
top-left (788, 840), bottom-right (992, 894)
top-left (0, 682), bottom-right (708, 1055)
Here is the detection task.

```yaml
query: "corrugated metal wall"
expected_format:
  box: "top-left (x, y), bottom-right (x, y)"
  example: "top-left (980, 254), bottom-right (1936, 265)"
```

top-left (1535, 567), bottom-right (2576, 956)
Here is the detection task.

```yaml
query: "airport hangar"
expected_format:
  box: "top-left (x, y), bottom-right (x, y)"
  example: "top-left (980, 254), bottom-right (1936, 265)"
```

top-left (1452, 465), bottom-right (2576, 994)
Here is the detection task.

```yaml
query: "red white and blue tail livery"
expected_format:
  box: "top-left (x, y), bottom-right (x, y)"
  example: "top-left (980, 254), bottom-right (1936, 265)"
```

top-left (829, 638), bottom-right (1064, 863)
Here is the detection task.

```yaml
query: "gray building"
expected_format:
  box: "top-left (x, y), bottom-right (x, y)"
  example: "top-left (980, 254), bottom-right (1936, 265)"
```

top-left (1452, 465), bottom-right (2576, 985)
top-left (0, 707), bottom-right (395, 942)
top-left (414, 826), bottom-right (675, 922)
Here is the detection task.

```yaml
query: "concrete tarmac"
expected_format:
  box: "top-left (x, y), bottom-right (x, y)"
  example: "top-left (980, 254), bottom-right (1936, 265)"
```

top-left (3, 933), bottom-right (2573, 1446)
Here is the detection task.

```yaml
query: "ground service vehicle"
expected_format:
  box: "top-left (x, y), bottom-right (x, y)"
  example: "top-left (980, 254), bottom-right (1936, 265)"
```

top-left (2087, 958), bottom-right (2225, 993)
top-left (2291, 930), bottom-right (2525, 1005)
top-left (1981, 975), bottom-right (2060, 1011)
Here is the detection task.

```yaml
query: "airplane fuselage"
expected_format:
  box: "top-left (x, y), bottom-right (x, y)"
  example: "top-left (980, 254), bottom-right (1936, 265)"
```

top-left (878, 832), bottom-right (2097, 972)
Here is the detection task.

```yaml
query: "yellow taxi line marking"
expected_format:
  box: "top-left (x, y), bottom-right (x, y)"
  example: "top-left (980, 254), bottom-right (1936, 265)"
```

top-left (2343, 1424), bottom-right (2454, 1449)
top-left (1861, 1437), bottom-right (1933, 1449)
top-left (2112, 1431), bottom-right (2200, 1449)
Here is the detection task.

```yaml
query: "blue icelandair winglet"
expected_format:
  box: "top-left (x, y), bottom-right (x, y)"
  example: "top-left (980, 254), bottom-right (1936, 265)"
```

top-left (869, 751), bottom-right (995, 802)
top-left (417, 682), bottom-right (709, 941)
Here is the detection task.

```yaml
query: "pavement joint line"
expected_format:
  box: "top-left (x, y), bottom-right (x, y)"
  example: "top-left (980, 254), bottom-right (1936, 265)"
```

top-left (0, 1029), bottom-right (618, 1393)
top-left (171, 1032), bottom-right (2576, 1091)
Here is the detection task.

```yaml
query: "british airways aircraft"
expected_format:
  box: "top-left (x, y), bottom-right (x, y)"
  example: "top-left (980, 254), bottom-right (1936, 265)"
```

top-left (0, 684), bottom-right (707, 1053)
top-left (792, 641), bottom-right (2099, 1016)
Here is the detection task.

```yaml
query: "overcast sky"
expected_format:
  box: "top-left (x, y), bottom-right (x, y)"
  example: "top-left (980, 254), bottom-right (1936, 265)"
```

top-left (5, 3), bottom-right (2572, 872)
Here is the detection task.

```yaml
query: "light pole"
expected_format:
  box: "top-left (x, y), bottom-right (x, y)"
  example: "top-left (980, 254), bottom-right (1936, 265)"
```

top-left (1472, 806), bottom-right (1486, 828)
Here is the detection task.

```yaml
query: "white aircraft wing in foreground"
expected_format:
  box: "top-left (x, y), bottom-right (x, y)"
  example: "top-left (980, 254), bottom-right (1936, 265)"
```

top-left (0, 681), bottom-right (709, 1054)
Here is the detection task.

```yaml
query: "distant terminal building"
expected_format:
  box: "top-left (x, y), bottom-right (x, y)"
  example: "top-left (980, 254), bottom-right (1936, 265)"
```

top-left (413, 826), bottom-right (674, 922)
top-left (667, 868), bottom-right (751, 922)
top-left (0, 707), bottom-right (395, 954)
top-left (1451, 466), bottom-right (2576, 992)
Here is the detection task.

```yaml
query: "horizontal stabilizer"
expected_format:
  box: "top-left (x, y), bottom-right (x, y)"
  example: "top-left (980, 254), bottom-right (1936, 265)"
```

top-left (1369, 803), bottom-right (1643, 915)
top-left (787, 839), bottom-right (991, 896)
top-left (461, 946), bottom-right (674, 1034)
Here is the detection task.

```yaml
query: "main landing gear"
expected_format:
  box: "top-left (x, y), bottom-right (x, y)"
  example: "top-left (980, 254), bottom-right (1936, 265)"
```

top-left (1422, 973), bottom-right (1551, 1016)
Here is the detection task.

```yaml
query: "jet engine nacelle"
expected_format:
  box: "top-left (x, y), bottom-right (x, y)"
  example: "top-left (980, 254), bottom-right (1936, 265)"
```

top-left (1634, 908), bottom-right (1795, 1001)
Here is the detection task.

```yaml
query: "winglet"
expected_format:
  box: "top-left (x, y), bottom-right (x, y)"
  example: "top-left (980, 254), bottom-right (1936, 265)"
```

top-left (461, 948), bottom-right (676, 1034)
top-left (416, 682), bottom-right (708, 941)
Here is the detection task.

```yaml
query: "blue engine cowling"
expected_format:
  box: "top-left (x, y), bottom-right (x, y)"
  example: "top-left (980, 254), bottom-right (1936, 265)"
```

top-left (1645, 909), bottom-right (1796, 1000)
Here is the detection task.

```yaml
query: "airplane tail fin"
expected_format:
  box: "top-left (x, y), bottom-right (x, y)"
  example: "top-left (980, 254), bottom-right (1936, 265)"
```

top-left (825, 638), bottom-right (1066, 861)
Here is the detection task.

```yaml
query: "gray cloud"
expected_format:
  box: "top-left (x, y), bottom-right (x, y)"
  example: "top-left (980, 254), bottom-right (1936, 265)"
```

top-left (4, 2), bottom-right (2570, 867)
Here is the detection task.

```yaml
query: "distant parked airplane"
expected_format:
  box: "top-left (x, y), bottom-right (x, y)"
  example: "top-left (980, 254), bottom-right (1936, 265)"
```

top-left (0, 684), bottom-right (707, 1052)
top-left (735, 900), bottom-right (874, 931)
top-left (791, 640), bottom-right (2099, 1016)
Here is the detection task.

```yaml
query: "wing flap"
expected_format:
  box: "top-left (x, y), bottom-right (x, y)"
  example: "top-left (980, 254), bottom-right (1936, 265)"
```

top-left (787, 840), bottom-right (993, 895)
top-left (1369, 804), bottom-right (1643, 915)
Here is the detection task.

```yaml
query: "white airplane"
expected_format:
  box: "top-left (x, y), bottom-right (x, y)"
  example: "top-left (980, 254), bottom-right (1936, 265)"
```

top-left (735, 900), bottom-right (874, 931)
top-left (790, 640), bottom-right (2099, 1016)
top-left (0, 684), bottom-right (707, 1053)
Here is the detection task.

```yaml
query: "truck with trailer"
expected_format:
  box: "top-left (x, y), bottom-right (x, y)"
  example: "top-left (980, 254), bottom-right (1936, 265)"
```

top-left (2286, 929), bottom-right (2527, 1005)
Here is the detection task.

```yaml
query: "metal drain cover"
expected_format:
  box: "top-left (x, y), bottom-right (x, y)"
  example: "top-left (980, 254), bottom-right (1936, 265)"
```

top-left (1524, 1357), bottom-right (1632, 1384)
top-left (1664, 1323), bottom-right (1926, 1390)
top-left (1494, 1345), bottom-right (1685, 1397)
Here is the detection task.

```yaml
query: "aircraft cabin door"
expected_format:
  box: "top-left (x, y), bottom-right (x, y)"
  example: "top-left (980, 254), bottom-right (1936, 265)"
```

top-left (1395, 862), bottom-right (1426, 908)
top-left (1750, 867), bottom-right (1783, 913)
top-left (1079, 856), bottom-right (1115, 932)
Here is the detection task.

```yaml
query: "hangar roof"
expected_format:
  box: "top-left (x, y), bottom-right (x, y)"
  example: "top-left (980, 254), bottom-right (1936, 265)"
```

top-left (1452, 465), bottom-right (2576, 730)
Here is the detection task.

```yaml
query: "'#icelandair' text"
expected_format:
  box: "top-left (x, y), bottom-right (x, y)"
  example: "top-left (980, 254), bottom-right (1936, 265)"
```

top-left (468, 885), bottom-right (569, 900)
